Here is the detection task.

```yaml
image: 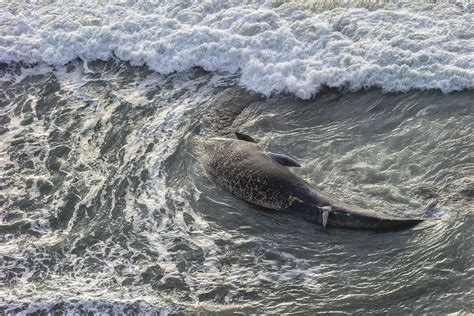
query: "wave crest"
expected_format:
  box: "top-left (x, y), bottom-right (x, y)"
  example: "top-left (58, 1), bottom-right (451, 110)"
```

top-left (1, 1), bottom-right (473, 98)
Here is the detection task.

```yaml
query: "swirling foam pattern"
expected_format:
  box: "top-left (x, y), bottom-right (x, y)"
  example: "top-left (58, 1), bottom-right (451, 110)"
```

top-left (0, 58), bottom-right (472, 314)
top-left (0, 1), bottom-right (473, 314)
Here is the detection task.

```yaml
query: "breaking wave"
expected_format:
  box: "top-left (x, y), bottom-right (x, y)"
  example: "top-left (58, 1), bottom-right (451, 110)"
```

top-left (1, 0), bottom-right (473, 98)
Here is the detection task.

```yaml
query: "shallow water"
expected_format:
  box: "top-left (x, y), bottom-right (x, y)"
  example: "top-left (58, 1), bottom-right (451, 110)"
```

top-left (0, 60), bottom-right (473, 314)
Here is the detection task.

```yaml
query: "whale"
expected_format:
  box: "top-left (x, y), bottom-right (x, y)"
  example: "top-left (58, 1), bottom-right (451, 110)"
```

top-left (204, 132), bottom-right (435, 231)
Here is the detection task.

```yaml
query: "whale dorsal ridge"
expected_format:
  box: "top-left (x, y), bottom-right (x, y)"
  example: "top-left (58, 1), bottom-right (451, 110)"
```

top-left (267, 152), bottom-right (301, 167)
top-left (235, 131), bottom-right (256, 143)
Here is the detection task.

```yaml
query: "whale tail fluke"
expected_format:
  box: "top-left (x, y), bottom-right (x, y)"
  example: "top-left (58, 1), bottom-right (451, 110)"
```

top-left (421, 199), bottom-right (440, 218)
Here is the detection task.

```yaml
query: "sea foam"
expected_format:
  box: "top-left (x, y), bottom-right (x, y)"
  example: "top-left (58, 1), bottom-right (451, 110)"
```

top-left (0, 1), bottom-right (473, 98)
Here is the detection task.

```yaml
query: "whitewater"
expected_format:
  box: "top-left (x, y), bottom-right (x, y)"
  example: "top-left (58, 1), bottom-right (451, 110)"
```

top-left (1, 0), bottom-right (473, 98)
top-left (1, 0), bottom-right (473, 314)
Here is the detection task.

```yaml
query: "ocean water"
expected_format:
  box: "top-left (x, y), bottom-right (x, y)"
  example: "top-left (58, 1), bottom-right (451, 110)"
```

top-left (0, 0), bottom-right (473, 314)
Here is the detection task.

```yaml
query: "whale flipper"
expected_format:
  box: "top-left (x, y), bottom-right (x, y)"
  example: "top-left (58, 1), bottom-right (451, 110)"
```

top-left (267, 152), bottom-right (301, 167)
top-left (322, 210), bottom-right (329, 228)
top-left (235, 132), bottom-right (256, 143)
top-left (321, 206), bottom-right (332, 228)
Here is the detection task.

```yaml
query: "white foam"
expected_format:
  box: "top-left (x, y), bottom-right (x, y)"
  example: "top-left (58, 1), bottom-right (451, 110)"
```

top-left (1, 1), bottom-right (473, 98)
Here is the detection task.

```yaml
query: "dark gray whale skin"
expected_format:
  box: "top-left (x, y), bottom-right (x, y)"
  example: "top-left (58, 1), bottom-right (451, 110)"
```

top-left (205, 137), bottom-right (425, 231)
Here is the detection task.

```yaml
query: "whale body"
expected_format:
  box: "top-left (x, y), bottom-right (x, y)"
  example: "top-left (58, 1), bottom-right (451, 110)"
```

top-left (204, 133), bottom-right (428, 231)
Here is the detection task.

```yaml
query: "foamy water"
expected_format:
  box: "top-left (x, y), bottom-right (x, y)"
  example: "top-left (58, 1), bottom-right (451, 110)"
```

top-left (0, 1), bottom-right (473, 314)
top-left (1, 1), bottom-right (473, 98)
